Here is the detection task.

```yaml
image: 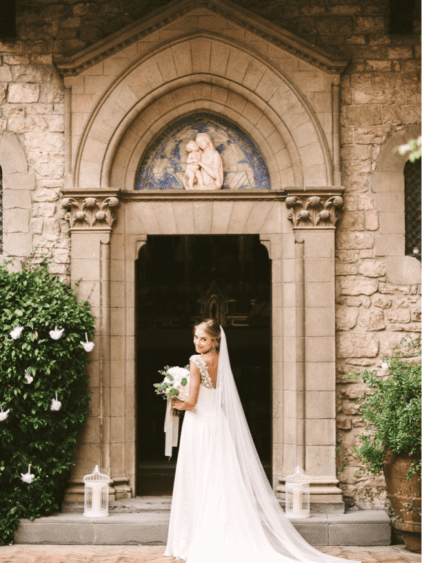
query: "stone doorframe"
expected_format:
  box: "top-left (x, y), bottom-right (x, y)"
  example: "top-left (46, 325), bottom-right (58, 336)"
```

top-left (60, 185), bottom-right (345, 513)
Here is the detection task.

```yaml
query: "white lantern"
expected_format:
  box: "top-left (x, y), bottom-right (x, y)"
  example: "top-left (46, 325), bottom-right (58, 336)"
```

top-left (83, 465), bottom-right (110, 517)
top-left (285, 465), bottom-right (311, 519)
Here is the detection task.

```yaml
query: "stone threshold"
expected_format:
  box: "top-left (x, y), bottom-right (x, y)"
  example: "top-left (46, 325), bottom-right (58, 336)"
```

top-left (15, 509), bottom-right (391, 547)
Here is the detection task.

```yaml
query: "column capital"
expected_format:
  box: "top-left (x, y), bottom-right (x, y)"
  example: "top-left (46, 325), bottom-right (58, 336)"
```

top-left (285, 187), bottom-right (344, 228)
top-left (60, 188), bottom-right (121, 231)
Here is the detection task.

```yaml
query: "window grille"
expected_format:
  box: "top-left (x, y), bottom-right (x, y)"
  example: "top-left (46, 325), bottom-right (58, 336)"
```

top-left (389, 0), bottom-right (416, 33)
top-left (0, 166), bottom-right (2, 255)
top-left (404, 158), bottom-right (421, 261)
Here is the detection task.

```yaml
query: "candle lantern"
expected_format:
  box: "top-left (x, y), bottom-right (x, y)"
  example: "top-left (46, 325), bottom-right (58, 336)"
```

top-left (285, 465), bottom-right (311, 519)
top-left (83, 465), bottom-right (110, 517)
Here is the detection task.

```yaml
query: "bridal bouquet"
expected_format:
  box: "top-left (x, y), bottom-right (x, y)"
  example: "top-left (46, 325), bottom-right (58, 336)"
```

top-left (154, 365), bottom-right (190, 418)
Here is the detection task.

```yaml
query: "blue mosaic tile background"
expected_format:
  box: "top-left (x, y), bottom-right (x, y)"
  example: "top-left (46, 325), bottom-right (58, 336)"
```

top-left (135, 113), bottom-right (271, 190)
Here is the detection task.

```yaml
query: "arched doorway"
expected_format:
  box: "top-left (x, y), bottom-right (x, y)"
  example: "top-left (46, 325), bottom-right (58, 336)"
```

top-left (135, 234), bottom-right (272, 495)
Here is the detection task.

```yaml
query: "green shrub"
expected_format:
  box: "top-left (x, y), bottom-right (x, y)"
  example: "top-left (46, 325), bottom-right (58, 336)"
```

top-left (0, 249), bottom-right (96, 545)
top-left (346, 337), bottom-right (421, 480)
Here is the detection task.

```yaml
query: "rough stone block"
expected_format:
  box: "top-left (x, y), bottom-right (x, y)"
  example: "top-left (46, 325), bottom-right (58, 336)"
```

top-left (337, 333), bottom-right (379, 358)
top-left (337, 232), bottom-right (374, 250)
top-left (336, 306), bottom-right (359, 330)
top-left (387, 309), bottom-right (411, 323)
top-left (342, 105), bottom-right (382, 127)
top-left (358, 260), bottom-right (386, 278)
top-left (339, 276), bottom-right (378, 296)
top-left (358, 308), bottom-right (386, 331)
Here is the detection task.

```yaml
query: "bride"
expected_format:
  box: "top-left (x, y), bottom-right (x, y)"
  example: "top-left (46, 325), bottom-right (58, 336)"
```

top-left (164, 319), bottom-right (361, 563)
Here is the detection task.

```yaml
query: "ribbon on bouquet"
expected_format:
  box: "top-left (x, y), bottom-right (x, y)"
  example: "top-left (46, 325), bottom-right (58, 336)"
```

top-left (164, 397), bottom-right (179, 460)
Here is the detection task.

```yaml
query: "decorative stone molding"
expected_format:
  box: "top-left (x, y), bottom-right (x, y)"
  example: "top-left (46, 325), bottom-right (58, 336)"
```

top-left (286, 193), bottom-right (344, 228)
top-left (60, 190), bottom-right (121, 230)
top-left (54, 0), bottom-right (349, 78)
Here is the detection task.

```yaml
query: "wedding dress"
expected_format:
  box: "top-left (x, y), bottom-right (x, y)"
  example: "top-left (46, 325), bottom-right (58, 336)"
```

top-left (164, 327), bottom-right (361, 563)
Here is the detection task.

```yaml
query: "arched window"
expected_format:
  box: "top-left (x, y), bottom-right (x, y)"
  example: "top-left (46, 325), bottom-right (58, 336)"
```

top-left (389, 0), bottom-right (416, 33)
top-left (404, 158), bottom-right (421, 260)
top-left (0, 166), bottom-right (2, 255)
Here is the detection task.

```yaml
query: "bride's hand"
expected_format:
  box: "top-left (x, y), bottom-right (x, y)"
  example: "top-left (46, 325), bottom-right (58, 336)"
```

top-left (172, 397), bottom-right (184, 410)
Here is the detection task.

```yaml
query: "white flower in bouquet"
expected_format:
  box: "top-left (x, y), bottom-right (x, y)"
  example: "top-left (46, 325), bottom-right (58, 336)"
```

top-left (168, 367), bottom-right (190, 379)
top-left (154, 365), bottom-right (190, 401)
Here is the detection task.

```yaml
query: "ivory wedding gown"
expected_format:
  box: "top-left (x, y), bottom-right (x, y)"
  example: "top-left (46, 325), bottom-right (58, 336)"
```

top-left (164, 329), bottom-right (361, 563)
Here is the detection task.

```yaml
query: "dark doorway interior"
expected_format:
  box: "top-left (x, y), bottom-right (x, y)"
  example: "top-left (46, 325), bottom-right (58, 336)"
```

top-left (135, 235), bottom-right (272, 495)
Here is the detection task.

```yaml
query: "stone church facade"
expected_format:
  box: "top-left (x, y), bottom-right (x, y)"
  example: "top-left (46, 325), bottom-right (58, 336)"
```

top-left (0, 0), bottom-right (420, 513)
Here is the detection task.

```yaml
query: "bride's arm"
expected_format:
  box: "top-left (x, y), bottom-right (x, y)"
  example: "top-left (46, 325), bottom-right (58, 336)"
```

top-left (173, 360), bottom-right (200, 411)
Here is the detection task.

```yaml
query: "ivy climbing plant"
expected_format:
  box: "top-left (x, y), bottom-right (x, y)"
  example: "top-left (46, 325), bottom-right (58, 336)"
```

top-left (0, 248), bottom-right (96, 545)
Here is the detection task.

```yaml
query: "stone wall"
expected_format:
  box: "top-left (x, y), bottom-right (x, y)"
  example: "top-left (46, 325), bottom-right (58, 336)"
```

top-left (0, 0), bottom-right (420, 511)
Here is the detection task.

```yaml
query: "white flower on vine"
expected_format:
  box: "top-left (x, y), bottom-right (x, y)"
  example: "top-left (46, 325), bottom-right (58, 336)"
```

top-left (50, 392), bottom-right (62, 411)
top-left (25, 374), bottom-right (34, 384)
top-left (10, 326), bottom-right (23, 339)
top-left (21, 464), bottom-right (35, 484)
top-left (80, 332), bottom-right (94, 352)
top-left (0, 407), bottom-right (10, 421)
top-left (49, 325), bottom-right (64, 340)
top-left (381, 362), bottom-right (388, 370)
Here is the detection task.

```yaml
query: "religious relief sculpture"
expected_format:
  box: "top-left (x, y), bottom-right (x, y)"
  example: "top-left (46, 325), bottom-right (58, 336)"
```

top-left (183, 133), bottom-right (223, 190)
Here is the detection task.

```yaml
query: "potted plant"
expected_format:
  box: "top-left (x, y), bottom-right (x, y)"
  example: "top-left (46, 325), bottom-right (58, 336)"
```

top-left (346, 336), bottom-right (421, 553)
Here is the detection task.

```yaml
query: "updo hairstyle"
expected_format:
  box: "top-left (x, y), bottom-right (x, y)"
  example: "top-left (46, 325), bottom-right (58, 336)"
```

top-left (193, 318), bottom-right (221, 352)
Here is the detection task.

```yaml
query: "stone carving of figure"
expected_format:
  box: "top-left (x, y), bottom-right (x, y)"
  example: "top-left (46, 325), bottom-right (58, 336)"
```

top-left (183, 132), bottom-right (223, 190)
top-left (183, 140), bottom-right (204, 189)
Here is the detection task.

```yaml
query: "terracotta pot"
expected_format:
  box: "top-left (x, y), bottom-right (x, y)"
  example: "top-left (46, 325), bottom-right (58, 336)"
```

top-left (383, 446), bottom-right (421, 553)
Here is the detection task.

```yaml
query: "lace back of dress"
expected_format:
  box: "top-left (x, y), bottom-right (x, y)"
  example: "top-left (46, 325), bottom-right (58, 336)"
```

top-left (191, 355), bottom-right (216, 389)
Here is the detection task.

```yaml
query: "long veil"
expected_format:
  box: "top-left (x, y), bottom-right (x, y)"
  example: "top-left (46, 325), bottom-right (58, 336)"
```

top-left (213, 326), bottom-right (361, 563)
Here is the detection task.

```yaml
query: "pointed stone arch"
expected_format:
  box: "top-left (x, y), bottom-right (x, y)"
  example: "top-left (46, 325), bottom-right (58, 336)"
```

top-left (72, 34), bottom-right (336, 190)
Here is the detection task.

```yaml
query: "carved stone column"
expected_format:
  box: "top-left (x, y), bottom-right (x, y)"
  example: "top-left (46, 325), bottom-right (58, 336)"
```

top-left (278, 188), bottom-right (345, 513)
top-left (59, 188), bottom-right (130, 504)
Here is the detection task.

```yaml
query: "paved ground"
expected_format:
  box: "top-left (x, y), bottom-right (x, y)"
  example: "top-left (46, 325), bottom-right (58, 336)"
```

top-left (0, 545), bottom-right (419, 562)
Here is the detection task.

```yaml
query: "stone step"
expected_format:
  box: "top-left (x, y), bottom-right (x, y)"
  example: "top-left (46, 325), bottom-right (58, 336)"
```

top-left (61, 496), bottom-right (173, 513)
top-left (15, 509), bottom-right (391, 547)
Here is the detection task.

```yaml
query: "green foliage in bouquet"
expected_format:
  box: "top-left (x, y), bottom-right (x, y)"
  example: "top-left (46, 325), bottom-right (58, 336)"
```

top-left (345, 337), bottom-right (421, 480)
top-left (0, 250), bottom-right (96, 545)
top-left (154, 365), bottom-right (190, 399)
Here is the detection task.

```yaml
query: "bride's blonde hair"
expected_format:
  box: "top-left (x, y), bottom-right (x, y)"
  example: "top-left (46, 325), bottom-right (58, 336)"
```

top-left (194, 318), bottom-right (221, 352)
